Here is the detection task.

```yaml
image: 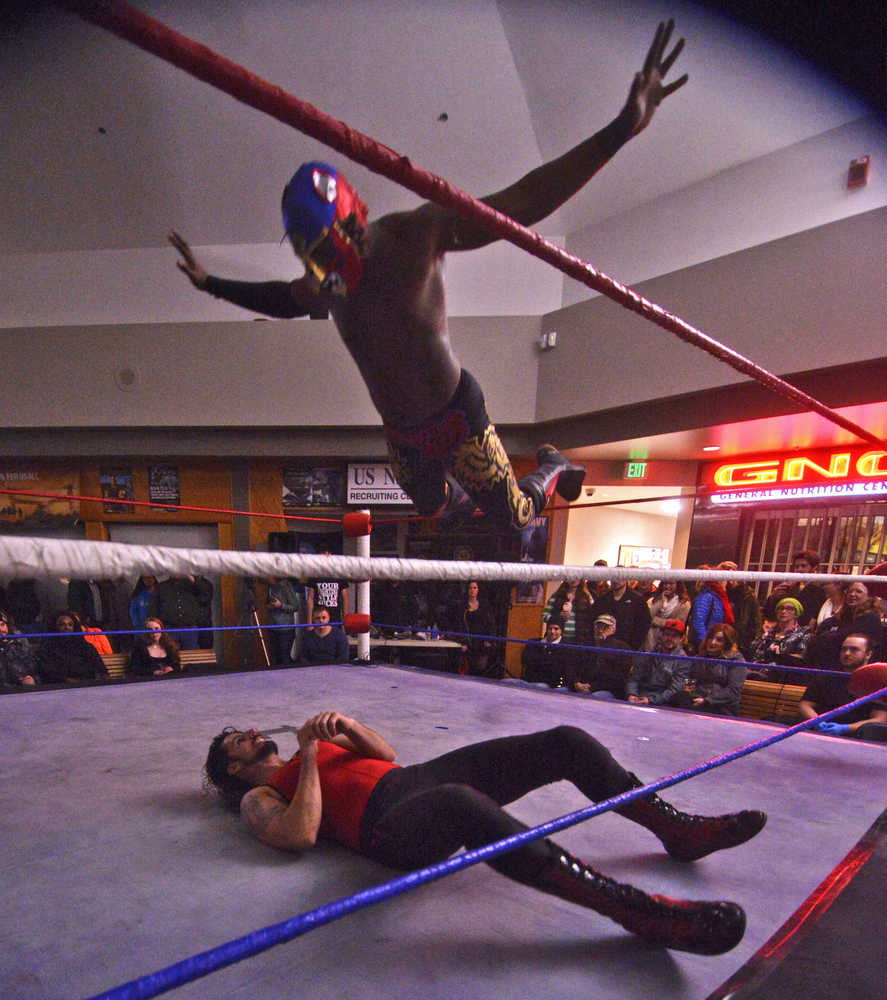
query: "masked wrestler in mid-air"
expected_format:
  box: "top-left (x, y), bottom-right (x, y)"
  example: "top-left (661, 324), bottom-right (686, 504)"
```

top-left (171, 21), bottom-right (687, 529)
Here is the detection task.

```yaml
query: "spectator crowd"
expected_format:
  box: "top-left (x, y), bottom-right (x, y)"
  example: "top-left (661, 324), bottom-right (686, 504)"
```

top-left (3, 549), bottom-right (885, 741)
top-left (516, 550), bottom-right (887, 739)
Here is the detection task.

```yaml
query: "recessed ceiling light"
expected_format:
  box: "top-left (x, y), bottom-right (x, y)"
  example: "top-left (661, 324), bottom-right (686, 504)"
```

top-left (702, 445), bottom-right (721, 452)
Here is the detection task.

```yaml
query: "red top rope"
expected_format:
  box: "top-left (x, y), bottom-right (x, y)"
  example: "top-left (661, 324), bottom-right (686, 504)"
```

top-left (62, 0), bottom-right (883, 449)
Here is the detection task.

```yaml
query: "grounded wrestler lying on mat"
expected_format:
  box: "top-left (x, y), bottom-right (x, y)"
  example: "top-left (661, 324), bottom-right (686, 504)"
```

top-left (205, 710), bottom-right (765, 955)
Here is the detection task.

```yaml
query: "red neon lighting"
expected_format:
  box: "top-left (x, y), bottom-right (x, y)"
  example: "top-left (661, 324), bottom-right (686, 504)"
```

top-left (710, 447), bottom-right (887, 490)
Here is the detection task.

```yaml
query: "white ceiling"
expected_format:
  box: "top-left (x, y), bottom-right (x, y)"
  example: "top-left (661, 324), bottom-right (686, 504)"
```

top-left (1, 0), bottom-right (884, 460)
top-left (2, 1), bottom-right (874, 258)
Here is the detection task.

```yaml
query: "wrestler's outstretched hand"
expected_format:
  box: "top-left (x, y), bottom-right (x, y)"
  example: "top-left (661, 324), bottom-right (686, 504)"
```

top-left (168, 229), bottom-right (208, 289)
top-left (620, 19), bottom-right (688, 138)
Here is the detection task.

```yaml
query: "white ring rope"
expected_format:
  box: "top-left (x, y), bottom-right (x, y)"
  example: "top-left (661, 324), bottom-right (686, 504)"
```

top-left (0, 535), bottom-right (884, 588)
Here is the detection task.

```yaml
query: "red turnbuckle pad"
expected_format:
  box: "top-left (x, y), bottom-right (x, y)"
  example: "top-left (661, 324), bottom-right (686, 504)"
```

top-left (849, 663), bottom-right (887, 697)
top-left (344, 613), bottom-right (371, 634)
top-left (343, 511), bottom-right (372, 537)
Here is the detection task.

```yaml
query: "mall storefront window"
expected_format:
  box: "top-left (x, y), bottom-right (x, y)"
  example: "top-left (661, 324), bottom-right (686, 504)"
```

top-left (688, 446), bottom-right (887, 599)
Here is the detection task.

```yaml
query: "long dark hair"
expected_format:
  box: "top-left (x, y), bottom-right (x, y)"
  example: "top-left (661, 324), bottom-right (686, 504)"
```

top-left (204, 727), bottom-right (252, 811)
top-left (140, 617), bottom-right (180, 654)
top-left (551, 580), bottom-right (593, 612)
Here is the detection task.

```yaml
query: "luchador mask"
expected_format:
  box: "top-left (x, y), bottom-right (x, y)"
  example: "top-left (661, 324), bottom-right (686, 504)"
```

top-left (281, 162), bottom-right (368, 296)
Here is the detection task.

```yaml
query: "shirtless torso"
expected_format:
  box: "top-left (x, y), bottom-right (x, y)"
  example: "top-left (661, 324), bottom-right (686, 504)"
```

top-left (300, 207), bottom-right (462, 428)
top-left (170, 21), bottom-right (687, 526)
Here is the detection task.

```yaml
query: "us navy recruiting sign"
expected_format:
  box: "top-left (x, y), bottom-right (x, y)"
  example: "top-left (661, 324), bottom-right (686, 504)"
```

top-left (347, 464), bottom-right (411, 505)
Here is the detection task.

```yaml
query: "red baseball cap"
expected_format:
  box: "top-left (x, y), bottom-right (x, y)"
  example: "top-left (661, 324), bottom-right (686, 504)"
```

top-left (663, 619), bottom-right (685, 633)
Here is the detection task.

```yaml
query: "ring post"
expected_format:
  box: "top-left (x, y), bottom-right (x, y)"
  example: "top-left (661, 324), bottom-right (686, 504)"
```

top-left (349, 509), bottom-right (371, 661)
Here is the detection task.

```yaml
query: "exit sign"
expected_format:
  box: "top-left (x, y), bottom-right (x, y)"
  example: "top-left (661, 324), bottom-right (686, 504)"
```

top-left (624, 461), bottom-right (648, 479)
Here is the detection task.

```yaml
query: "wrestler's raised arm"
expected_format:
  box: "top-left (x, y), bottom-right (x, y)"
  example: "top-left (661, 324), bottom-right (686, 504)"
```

top-left (168, 229), bottom-right (324, 318)
top-left (241, 722), bottom-right (323, 851)
top-left (429, 20), bottom-right (687, 253)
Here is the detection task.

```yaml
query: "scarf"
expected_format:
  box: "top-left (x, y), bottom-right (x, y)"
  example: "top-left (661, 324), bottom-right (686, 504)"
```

top-left (708, 584), bottom-right (735, 625)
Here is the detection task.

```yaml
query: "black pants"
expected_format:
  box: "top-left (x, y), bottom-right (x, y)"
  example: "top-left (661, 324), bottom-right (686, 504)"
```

top-left (359, 726), bottom-right (632, 885)
top-left (385, 368), bottom-right (535, 529)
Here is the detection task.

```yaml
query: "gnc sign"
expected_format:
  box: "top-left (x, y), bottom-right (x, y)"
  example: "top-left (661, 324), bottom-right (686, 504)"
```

top-left (707, 448), bottom-right (887, 504)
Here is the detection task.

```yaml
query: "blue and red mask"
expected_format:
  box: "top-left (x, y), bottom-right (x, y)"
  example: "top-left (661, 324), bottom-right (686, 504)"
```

top-left (281, 162), bottom-right (368, 296)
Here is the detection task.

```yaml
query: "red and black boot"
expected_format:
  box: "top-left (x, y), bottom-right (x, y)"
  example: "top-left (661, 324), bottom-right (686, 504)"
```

top-left (438, 475), bottom-right (478, 525)
top-left (539, 849), bottom-right (746, 955)
top-left (617, 775), bottom-right (767, 862)
top-left (518, 444), bottom-right (586, 514)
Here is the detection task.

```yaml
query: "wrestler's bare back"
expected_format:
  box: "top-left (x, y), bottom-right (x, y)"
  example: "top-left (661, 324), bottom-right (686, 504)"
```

top-left (323, 209), bottom-right (463, 429)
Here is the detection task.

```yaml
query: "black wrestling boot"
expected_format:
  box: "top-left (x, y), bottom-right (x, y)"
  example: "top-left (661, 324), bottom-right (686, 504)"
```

top-left (438, 475), bottom-right (478, 523)
top-left (617, 774), bottom-right (767, 862)
top-left (539, 849), bottom-right (746, 955)
top-left (518, 445), bottom-right (586, 513)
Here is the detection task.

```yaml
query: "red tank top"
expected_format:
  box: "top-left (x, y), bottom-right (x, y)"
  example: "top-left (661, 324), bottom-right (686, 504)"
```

top-left (265, 742), bottom-right (399, 851)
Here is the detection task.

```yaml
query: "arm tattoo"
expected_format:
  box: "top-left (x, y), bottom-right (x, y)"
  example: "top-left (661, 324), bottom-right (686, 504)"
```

top-left (241, 792), bottom-right (281, 835)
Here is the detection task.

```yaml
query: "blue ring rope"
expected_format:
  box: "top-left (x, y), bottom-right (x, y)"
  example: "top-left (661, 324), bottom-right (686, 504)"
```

top-left (373, 623), bottom-right (852, 678)
top-left (15, 623), bottom-right (852, 678)
top-left (85, 684), bottom-right (887, 1000)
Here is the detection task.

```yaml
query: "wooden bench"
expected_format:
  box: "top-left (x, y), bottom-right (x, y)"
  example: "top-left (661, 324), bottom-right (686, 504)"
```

top-left (101, 648), bottom-right (218, 680)
top-left (740, 679), bottom-right (807, 723)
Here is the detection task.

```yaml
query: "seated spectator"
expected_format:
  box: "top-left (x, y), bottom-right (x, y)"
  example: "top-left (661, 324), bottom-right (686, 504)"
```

top-left (128, 617), bottom-right (181, 677)
top-left (36, 611), bottom-right (109, 684)
top-left (761, 550), bottom-right (826, 628)
top-left (300, 608), bottom-right (349, 665)
top-left (722, 563), bottom-right (762, 658)
top-left (150, 574), bottom-right (211, 651)
top-left (70, 611), bottom-right (114, 655)
top-left (800, 633), bottom-right (887, 738)
top-left (806, 581), bottom-right (882, 670)
top-left (265, 576), bottom-right (304, 666)
top-left (592, 579), bottom-right (652, 651)
top-left (453, 581), bottom-right (499, 677)
top-left (687, 571), bottom-right (734, 652)
top-left (0, 611), bottom-right (38, 688)
top-left (521, 616), bottom-right (574, 688)
top-left (570, 614), bottom-right (632, 699)
top-left (542, 580), bottom-right (594, 643)
top-left (686, 623), bottom-right (747, 717)
top-left (627, 619), bottom-right (689, 707)
top-left (748, 597), bottom-right (810, 683)
top-left (644, 579), bottom-right (690, 651)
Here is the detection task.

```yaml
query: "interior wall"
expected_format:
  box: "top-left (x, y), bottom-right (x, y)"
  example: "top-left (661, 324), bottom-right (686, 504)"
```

top-left (0, 315), bottom-right (540, 430)
top-left (536, 206), bottom-right (887, 422)
top-left (562, 507), bottom-right (678, 572)
top-left (561, 116), bottom-right (887, 309)
top-left (2, 210), bottom-right (884, 441)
